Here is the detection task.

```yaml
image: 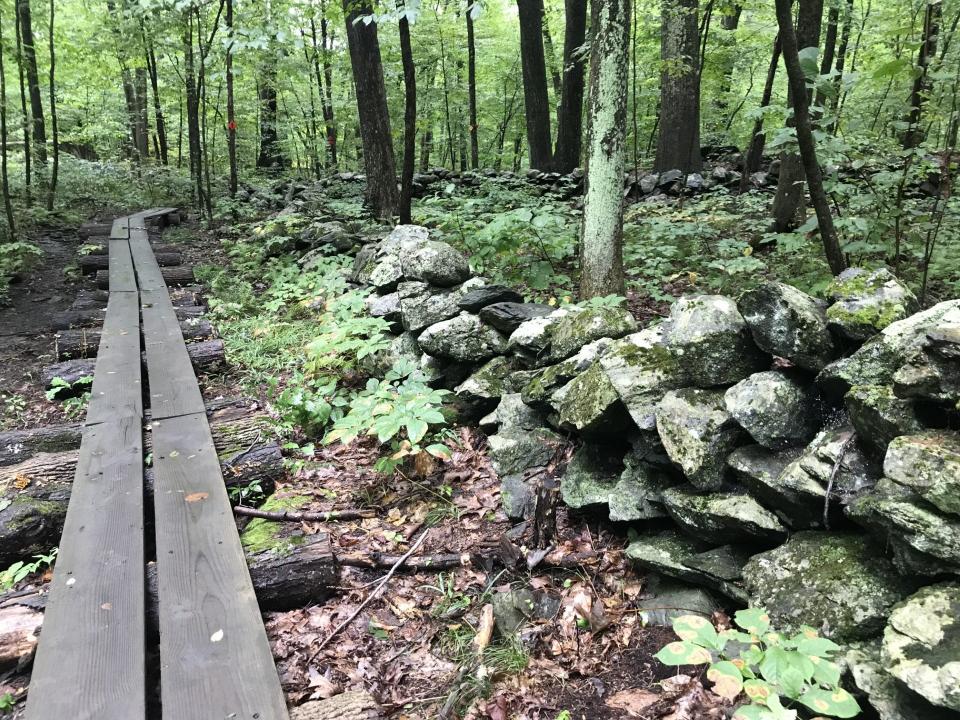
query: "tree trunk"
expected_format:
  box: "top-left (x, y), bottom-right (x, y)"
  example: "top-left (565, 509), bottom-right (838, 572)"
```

top-left (740, 34), bottom-right (781, 190)
top-left (183, 11), bottom-right (202, 207)
top-left (902, 0), bottom-right (942, 149)
top-left (826, 0), bottom-right (854, 134)
top-left (145, 38), bottom-right (168, 165)
top-left (654, 0), bottom-right (702, 172)
top-left (771, 0), bottom-right (824, 232)
top-left (135, 67), bottom-right (150, 160)
top-left (319, 7), bottom-right (338, 167)
top-left (0, 9), bottom-right (15, 240)
top-left (814, 0), bottom-right (840, 114)
top-left (466, 8), bottom-right (480, 169)
top-left (398, 4), bottom-right (416, 224)
top-left (256, 68), bottom-right (283, 170)
top-left (342, 0), bottom-right (399, 218)
top-left (226, 0), bottom-right (237, 194)
top-left (775, 0), bottom-right (846, 275)
top-left (580, 0), bottom-right (630, 298)
top-left (553, 0), bottom-right (587, 172)
top-left (517, 0), bottom-right (554, 169)
top-left (46, 0), bottom-right (58, 210)
top-left (15, 11), bottom-right (31, 206)
top-left (16, 0), bottom-right (46, 165)
top-left (542, 12), bottom-right (562, 100)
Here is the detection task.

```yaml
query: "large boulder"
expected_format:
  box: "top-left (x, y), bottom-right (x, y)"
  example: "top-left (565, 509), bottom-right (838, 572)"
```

top-left (724, 371), bottom-right (822, 449)
top-left (454, 357), bottom-right (518, 417)
top-left (479, 302), bottom-right (554, 335)
top-left (546, 305), bottom-right (637, 362)
top-left (401, 240), bottom-right (471, 287)
top-left (555, 362), bottom-right (632, 436)
top-left (818, 300), bottom-right (960, 397)
top-left (660, 486), bottom-right (787, 544)
top-left (743, 532), bottom-right (911, 642)
top-left (661, 295), bottom-right (768, 386)
top-left (826, 268), bottom-right (919, 343)
top-left (598, 326), bottom-right (690, 432)
top-left (458, 284), bottom-right (523, 312)
top-left (655, 388), bottom-right (745, 491)
top-left (418, 313), bottom-right (508, 362)
top-left (845, 384), bottom-right (924, 459)
top-left (398, 278), bottom-right (486, 333)
top-left (739, 282), bottom-right (836, 371)
top-left (883, 432), bottom-right (960, 516)
top-left (508, 309), bottom-right (573, 364)
top-left (521, 339), bottom-right (613, 410)
top-left (487, 425), bottom-right (563, 477)
top-left (881, 583), bottom-right (960, 711)
top-left (893, 344), bottom-right (960, 404)
top-left (480, 393), bottom-right (545, 432)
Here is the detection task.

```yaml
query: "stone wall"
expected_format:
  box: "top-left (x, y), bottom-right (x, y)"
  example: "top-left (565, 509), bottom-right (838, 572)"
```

top-left (347, 224), bottom-right (960, 717)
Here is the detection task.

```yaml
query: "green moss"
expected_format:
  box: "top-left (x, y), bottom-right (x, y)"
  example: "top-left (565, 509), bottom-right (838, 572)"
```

top-left (826, 300), bottom-right (908, 333)
top-left (240, 493), bottom-right (311, 556)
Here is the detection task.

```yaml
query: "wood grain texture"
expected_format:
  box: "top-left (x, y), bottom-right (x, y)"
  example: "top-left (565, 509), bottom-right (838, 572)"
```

top-left (86, 291), bottom-right (143, 425)
top-left (24, 417), bottom-right (145, 720)
top-left (152, 412), bottom-right (288, 720)
top-left (140, 289), bottom-right (206, 420)
top-left (108, 239), bottom-right (137, 293)
top-left (129, 232), bottom-right (169, 291)
top-left (110, 216), bottom-right (130, 239)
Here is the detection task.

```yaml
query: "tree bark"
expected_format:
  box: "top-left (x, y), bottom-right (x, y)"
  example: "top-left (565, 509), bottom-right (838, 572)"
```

top-left (46, 0), bottom-right (58, 210)
top-left (134, 67), bottom-right (150, 160)
top-left (256, 68), bottom-right (283, 170)
top-left (342, 0), bottom-right (399, 218)
top-left (517, 0), bottom-right (554, 169)
top-left (654, 0), bottom-right (702, 172)
top-left (246, 533), bottom-right (337, 611)
top-left (183, 10), bottom-right (202, 207)
top-left (15, 10), bottom-right (31, 205)
top-left (398, 3), bottom-right (416, 224)
top-left (580, 0), bottom-right (630, 298)
top-left (466, 7), bottom-right (480, 169)
top-left (902, 0), bottom-right (942, 149)
top-left (740, 34), bottom-right (781, 190)
top-left (553, 0), bottom-right (588, 172)
top-left (0, 9), bottom-right (15, 240)
top-left (226, 0), bottom-right (237, 194)
top-left (319, 6), bottom-right (338, 167)
top-left (16, 0), bottom-right (46, 165)
top-left (775, 0), bottom-right (846, 275)
top-left (771, 0), bottom-right (824, 232)
top-left (145, 37), bottom-right (168, 165)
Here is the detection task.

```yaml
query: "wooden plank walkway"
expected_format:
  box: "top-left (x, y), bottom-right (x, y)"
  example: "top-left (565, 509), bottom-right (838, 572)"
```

top-left (25, 209), bottom-right (288, 720)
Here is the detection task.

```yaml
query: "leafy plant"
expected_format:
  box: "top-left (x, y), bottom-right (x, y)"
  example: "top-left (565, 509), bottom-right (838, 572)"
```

top-left (655, 609), bottom-right (860, 719)
top-left (45, 376), bottom-right (93, 419)
top-left (0, 548), bottom-right (59, 592)
top-left (0, 693), bottom-right (15, 711)
top-left (1, 393), bottom-right (27, 429)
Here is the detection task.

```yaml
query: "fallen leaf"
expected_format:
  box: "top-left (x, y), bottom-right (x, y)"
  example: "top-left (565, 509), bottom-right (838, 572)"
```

top-left (473, 604), bottom-right (494, 656)
top-left (605, 688), bottom-right (659, 716)
top-left (185, 492), bottom-right (209, 503)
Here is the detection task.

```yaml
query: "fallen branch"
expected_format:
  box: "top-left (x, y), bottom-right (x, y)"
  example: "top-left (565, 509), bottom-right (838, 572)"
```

top-left (823, 433), bottom-right (855, 529)
top-left (308, 529), bottom-right (429, 662)
top-left (338, 552), bottom-right (469, 571)
top-left (233, 506), bottom-right (377, 522)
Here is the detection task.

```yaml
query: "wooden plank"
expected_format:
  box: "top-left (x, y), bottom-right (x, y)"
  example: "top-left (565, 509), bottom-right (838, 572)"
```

top-left (86, 292), bottom-right (143, 425)
top-left (25, 417), bottom-right (145, 720)
top-left (129, 232), bottom-right (168, 291)
top-left (152, 412), bottom-right (288, 720)
top-left (110, 216), bottom-right (129, 239)
top-left (140, 289), bottom-right (206, 420)
top-left (108, 239), bottom-right (137, 293)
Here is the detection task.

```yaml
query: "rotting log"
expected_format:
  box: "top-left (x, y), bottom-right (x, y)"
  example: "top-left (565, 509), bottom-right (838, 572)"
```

top-left (0, 406), bottom-right (281, 567)
top-left (54, 319), bottom-right (213, 360)
top-left (82, 242), bottom-right (180, 256)
top-left (79, 251), bottom-right (182, 275)
top-left (95, 265), bottom-right (195, 290)
top-left (0, 605), bottom-right (43, 670)
top-left (51, 303), bottom-right (205, 331)
top-left (42, 339), bottom-right (225, 387)
top-left (246, 533), bottom-right (338, 611)
top-left (77, 222), bottom-right (113, 239)
top-left (0, 424), bottom-right (83, 466)
top-left (289, 692), bottom-right (384, 720)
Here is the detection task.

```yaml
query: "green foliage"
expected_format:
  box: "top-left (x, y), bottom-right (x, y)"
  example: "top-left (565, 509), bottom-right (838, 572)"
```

top-left (0, 241), bottom-right (43, 301)
top-left (656, 609), bottom-right (860, 719)
top-left (0, 693), bottom-right (15, 711)
top-left (0, 549), bottom-right (59, 592)
top-left (45, 376), bottom-right (93, 419)
top-left (1, 393), bottom-right (27, 430)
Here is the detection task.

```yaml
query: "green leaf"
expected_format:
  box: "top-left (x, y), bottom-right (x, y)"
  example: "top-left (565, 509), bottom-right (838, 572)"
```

top-left (743, 679), bottom-right (774, 703)
top-left (798, 687), bottom-right (861, 718)
top-left (797, 635), bottom-right (840, 658)
top-left (811, 656), bottom-right (842, 687)
top-left (734, 608), bottom-right (771, 636)
top-left (732, 704), bottom-right (775, 720)
top-left (425, 443), bottom-right (452, 460)
top-left (654, 640), bottom-right (713, 666)
top-left (707, 660), bottom-right (744, 699)
top-left (673, 614), bottom-right (724, 650)
top-left (405, 418), bottom-right (429, 444)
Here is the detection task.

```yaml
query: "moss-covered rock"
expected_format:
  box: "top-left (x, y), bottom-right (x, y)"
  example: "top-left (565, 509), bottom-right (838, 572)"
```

top-left (479, 393), bottom-right (545, 432)
top-left (454, 356), bottom-right (518, 418)
top-left (739, 282), bottom-right (837, 371)
top-left (487, 425), bottom-right (562, 476)
top-left (660, 485), bottom-right (787, 544)
top-left (656, 388), bottom-right (746, 491)
top-left (724, 371), bottom-right (822, 449)
top-left (507, 308), bottom-right (573, 363)
top-left (893, 345), bottom-right (960, 405)
top-left (826, 267), bottom-right (919, 343)
top-left (556, 362), bottom-right (632, 436)
top-left (662, 295), bottom-right (768, 386)
top-left (240, 493), bottom-right (313, 556)
top-left (881, 583), bottom-right (960, 711)
top-left (744, 532), bottom-right (911, 642)
top-left (419, 312), bottom-right (508, 362)
top-left (546, 305), bottom-right (637, 362)
top-left (846, 384), bottom-right (924, 459)
top-left (401, 239), bottom-right (470, 287)
top-left (521, 338), bottom-right (613, 410)
top-left (884, 432), bottom-right (960, 516)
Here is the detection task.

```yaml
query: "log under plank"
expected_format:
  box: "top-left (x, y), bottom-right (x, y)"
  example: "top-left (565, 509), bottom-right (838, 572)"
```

top-left (290, 692), bottom-right (384, 720)
top-left (77, 222), bottom-right (113, 239)
top-left (54, 319), bottom-right (214, 360)
top-left (82, 242), bottom-right (180, 256)
top-left (79, 251), bottom-right (182, 275)
top-left (0, 605), bottom-right (43, 670)
top-left (95, 265), bottom-right (195, 289)
top-left (246, 533), bottom-right (337, 611)
top-left (50, 303), bottom-right (205, 331)
top-left (42, 339), bottom-right (225, 387)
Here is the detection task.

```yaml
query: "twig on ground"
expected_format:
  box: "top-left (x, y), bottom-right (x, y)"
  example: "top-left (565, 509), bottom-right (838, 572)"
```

top-left (823, 433), bottom-right (855, 529)
top-left (233, 505), bottom-right (377, 522)
top-left (308, 529), bottom-right (430, 662)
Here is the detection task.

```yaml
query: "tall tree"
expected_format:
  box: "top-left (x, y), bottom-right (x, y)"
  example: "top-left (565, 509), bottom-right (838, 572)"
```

top-left (398, 1), bottom-right (416, 223)
top-left (771, 0), bottom-right (824, 232)
top-left (46, 0), bottom-right (58, 210)
top-left (517, 0), bottom-right (553, 169)
top-left (342, 0), bottom-right (399, 218)
top-left (580, 0), bottom-right (630, 297)
top-left (654, 0), bottom-right (702, 172)
top-left (1, 3), bottom-right (16, 238)
top-left (902, 0), bottom-right (942, 149)
top-left (740, 33), bottom-right (781, 190)
top-left (774, 0), bottom-right (846, 275)
top-left (144, 33), bottom-right (169, 164)
top-left (14, 12), bottom-right (31, 205)
top-left (256, 65), bottom-right (283, 169)
top-left (553, 0), bottom-right (587, 172)
top-left (226, 0), bottom-right (237, 194)
top-left (466, 4), bottom-right (479, 169)
top-left (17, 0), bottom-right (46, 165)
top-left (310, 14), bottom-right (338, 168)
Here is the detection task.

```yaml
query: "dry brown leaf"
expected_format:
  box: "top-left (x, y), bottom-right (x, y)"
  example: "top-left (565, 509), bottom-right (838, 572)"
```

top-left (606, 688), bottom-right (660, 716)
top-left (473, 604), bottom-right (494, 656)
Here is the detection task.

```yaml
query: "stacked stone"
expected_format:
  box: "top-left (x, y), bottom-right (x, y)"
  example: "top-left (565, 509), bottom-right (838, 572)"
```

top-left (352, 228), bottom-right (960, 718)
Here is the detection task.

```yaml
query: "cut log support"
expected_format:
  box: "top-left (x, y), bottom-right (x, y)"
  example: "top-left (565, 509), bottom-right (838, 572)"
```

top-left (0, 405), bottom-right (281, 567)
top-left (82, 242), bottom-right (180, 256)
top-left (42, 339), bottom-right (225, 387)
top-left (54, 319), bottom-right (214, 360)
top-left (51, 303), bottom-right (205, 331)
top-left (246, 533), bottom-right (337, 611)
top-left (77, 222), bottom-right (114, 239)
top-left (95, 265), bottom-right (195, 290)
top-left (79, 251), bottom-right (182, 275)
top-left (0, 424), bottom-right (83, 466)
top-left (289, 691), bottom-right (384, 720)
top-left (0, 605), bottom-right (43, 670)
